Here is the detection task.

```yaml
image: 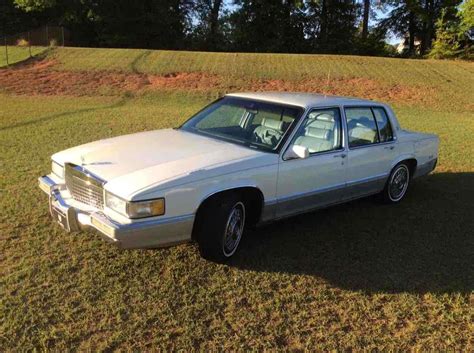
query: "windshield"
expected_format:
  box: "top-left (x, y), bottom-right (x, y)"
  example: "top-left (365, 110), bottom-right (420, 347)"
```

top-left (180, 97), bottom-right (303, 152)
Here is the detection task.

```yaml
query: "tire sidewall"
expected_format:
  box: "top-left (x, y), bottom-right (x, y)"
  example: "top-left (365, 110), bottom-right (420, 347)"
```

top-left (197, 194), bottom-right (246, 262)
top-left (386, 163), bottom-right (410, 203)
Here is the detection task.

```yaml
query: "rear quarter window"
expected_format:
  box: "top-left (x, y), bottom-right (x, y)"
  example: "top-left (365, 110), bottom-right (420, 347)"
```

top-left (372, 107), bottom-right (394, 142)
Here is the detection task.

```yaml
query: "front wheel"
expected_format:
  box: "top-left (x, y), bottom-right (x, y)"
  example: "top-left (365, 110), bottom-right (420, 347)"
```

top-left (382, 162), bottom-right (410, 203)
top-left (196, 195), bottom-right (246, 262)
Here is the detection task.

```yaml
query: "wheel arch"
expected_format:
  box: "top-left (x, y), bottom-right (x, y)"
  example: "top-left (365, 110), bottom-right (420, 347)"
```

top-left (391, 155), bottom-right (418, 177)
top-left (191, 186), bottom-right (265, 240)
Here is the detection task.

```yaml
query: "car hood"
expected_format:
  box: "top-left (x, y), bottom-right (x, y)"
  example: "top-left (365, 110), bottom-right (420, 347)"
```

top-left (52, 129), bottom-right (267, 198)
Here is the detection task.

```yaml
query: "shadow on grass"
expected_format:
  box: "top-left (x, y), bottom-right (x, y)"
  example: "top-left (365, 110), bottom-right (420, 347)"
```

top-left (0, 95), bottom-right (131, 132)
top-left (230, 172), bottom-right (474, 294)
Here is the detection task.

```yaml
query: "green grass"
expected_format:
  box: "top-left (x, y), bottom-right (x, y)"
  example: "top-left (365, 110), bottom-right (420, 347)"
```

top-left (48, 47), bottom-right (474, 111)
top-left (0, 48), bottom-right (473, 350)
top-left (0, 46), bottom-right (48, 67)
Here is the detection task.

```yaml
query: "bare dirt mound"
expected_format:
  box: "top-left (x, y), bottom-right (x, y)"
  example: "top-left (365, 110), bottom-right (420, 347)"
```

top-left (0, 59), bottom-right (153, 96)
top-left (0, 58), bottom-right (436, 105)
top-left (249, 77), bottom-right (437, 105)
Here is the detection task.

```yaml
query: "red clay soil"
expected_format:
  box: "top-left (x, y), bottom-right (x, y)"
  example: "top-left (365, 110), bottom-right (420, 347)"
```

top-left (0, 58), bottom-right (436, 105)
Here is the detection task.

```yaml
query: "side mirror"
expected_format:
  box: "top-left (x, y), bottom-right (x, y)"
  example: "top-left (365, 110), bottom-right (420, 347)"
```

top-left (284, 145), bottom-right (309, 160)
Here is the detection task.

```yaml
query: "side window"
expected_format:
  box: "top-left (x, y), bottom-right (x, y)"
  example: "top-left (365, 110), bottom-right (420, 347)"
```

top-left (372, 107), bottom-right (394, 142)
top-left (292, 108), bottom-right (342, 154)
top-left (345, 108), bottom-right (379, 147)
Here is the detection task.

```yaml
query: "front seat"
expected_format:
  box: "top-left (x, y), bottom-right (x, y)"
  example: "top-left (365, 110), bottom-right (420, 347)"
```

top-left (294, 113), bottom-right (336, 153)
top-left (253, 118), bottom-right (286, 147)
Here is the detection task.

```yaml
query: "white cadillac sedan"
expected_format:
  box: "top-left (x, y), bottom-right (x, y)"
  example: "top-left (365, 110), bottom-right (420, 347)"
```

top-left (39, 92), bottom-right (439, 262)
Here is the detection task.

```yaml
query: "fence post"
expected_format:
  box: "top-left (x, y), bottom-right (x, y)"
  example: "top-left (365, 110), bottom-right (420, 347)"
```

top-left (45, 25), bottom-right (48, 46)
top-left (4, 36), bottom-right (8, 66)
top-left (28, 31), bottom-right (32, 57)
top-left (61, 26), bottom-right (65, 47)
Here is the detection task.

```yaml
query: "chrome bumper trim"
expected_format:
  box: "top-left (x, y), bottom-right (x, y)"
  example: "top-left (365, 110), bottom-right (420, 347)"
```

top-left (38, 175), bottom-right (194, 248)
top-left (38, 174), bottom-right (61, 194)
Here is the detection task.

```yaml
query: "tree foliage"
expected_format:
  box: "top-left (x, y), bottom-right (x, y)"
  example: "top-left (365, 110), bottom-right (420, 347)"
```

top-left (4, 0), bottom-right (471, 58)
top-left (429, 8), bottom-right (461, 58)
top-left (429, 0), bottom-right (473, 59)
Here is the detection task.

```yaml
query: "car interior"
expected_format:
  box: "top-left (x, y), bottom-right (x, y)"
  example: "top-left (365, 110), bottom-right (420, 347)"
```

top-left (293, 111), bottom-right (340, 154)
top-left (252, 118), bottom-right (292, 147)
top-left (193, 103), bottom-right (299, 150)
top-left (346, 115), bottom-right (379, 147)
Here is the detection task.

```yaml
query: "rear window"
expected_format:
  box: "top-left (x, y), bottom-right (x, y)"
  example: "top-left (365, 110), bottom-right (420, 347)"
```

top-left (345, 107), bottom-right (379, 147)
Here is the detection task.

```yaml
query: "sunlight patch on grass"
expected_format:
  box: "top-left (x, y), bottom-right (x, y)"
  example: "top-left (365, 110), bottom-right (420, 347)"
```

top-left (0, 46), bottom-right (48, 67)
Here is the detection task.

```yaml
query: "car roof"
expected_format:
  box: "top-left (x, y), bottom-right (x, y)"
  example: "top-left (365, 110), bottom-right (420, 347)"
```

top-left (226, 92), bottom-right (381, 109)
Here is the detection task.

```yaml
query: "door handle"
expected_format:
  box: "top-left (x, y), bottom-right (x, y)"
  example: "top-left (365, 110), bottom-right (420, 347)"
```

top-left (384, 146), bottom-right (395, 150)
top-left (334, 153), bottom-right (347, 159)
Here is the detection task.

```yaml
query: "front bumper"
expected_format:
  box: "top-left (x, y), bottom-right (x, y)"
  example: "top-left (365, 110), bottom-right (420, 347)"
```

top-left (38, 175), bottom-right (194, 249)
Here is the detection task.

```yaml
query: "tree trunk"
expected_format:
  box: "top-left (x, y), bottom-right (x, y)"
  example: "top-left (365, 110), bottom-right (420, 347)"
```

top-left (362, 0), bottom-right (370, 39)
top-left (208, 0), bottom-right (223, 50)
top-left (320, 0), bottom-right (328, 48)
top-left (408, 10), bottom-right (416, 55)
top-left (420, 0), bottom-right (434, 55)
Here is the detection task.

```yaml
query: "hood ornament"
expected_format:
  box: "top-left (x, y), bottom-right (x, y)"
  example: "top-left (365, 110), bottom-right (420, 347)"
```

top-left (80, 155), bottom-right (85, 166)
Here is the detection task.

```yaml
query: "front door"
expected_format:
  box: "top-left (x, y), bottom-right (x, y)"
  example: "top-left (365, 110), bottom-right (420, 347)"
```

top-left (276, 107), bottom-right (347, 218)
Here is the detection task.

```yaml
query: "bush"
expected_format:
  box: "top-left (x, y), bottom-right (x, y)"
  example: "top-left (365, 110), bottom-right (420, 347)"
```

top-left (16, 38), bottom-right (29, 47)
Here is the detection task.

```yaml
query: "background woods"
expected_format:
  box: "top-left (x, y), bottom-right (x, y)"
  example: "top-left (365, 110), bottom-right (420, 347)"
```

top-left (1, 0), bottom-right (472, 58)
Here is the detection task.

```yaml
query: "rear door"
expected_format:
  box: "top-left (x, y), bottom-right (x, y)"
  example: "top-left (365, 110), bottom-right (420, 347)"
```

top-left (344, 106), bottom-right (397, 199)
top-left (276, 107), bottom-right (347, 217)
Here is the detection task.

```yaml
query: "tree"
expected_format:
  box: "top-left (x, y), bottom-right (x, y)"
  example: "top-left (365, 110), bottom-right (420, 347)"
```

top-left (429, 8), bottom-right (460, 58)
top-left (429, 0), bottom-right (473, 58)
top-left (228, 0), bottom-right (307, 53)
top-left (190, 0), bottom-right (226, 50)
top-left (14, 0), bottom-right (194, 49)
top-left (459, 0), bottom-right (474, 38)
top-left (458, 0), bottom-right (474, 57)
top-left (378, 0), bottom-right (422, 56)
top-left (14, 0), bottom-right (56, 12)
top-left (1, 0), bottom-right (30, 35)
top-left (306, 0), bottom-right (360, 53)
top-left (362, 0), bottom-right (370, 39)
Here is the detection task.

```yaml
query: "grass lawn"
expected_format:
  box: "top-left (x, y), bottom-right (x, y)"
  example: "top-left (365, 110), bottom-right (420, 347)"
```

top-left (0, 48), bottom-right (473, 350)
top-left (0, 46), bottom-right (48, 67)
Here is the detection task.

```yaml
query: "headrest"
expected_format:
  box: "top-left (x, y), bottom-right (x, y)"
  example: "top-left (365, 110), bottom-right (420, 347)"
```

top-left (262, 118), bottom-right (283, 131)
top-left (306, 127), bottom-right (330, 139)
top-left (316, 113), bottom-right (335, 122)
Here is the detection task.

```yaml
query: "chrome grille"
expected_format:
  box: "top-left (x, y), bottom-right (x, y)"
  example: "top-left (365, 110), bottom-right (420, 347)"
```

top-left (65, 164), bottom-right (105, 209)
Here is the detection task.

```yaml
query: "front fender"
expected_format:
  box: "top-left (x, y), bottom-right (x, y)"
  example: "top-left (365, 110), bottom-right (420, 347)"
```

top-left (134, 162), bottom-right (279, 219)
top-left (194, 178), bottom-right (261, 213)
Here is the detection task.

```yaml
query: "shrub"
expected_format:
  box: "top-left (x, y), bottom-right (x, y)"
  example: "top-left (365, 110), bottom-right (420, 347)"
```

top-left (16, 38), bottom-right (29, 47)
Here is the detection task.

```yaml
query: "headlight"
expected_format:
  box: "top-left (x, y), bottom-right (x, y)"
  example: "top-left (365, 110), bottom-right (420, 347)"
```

top-left (127, 199), bottom-right (165, 218)
top-left (51, 161), bottom-right (64, 179)
top-left (105, 192), bottom-right (165, 219)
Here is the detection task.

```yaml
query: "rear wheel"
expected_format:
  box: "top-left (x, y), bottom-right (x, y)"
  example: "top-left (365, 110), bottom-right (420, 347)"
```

top-left (196, 195), bottom-right (246, 262)
top-left (382, 162), bottom-right (410, 203)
